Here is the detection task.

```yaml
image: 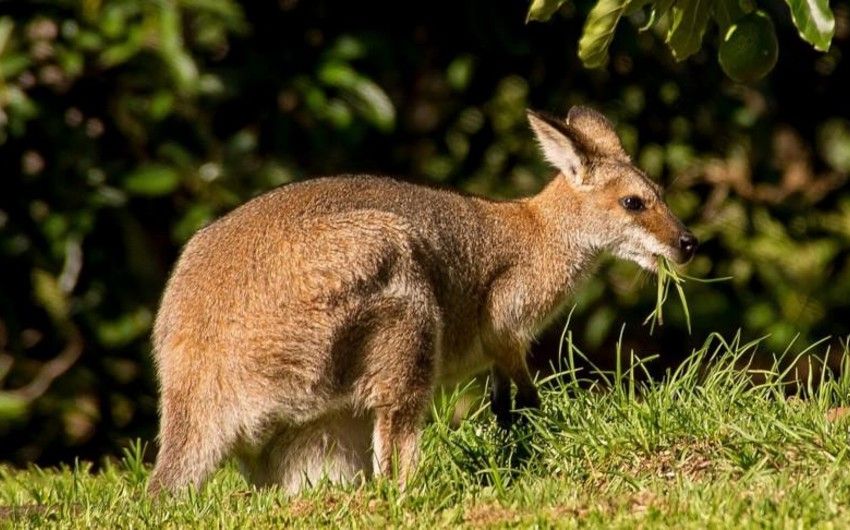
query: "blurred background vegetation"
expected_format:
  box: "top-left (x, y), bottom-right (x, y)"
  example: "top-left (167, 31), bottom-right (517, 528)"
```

top-left (0, 0), bottom-right (848, 466)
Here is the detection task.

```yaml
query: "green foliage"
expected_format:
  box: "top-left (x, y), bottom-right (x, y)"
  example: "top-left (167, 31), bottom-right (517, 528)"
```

top-left (122, 165), bottom-right (182, 197)
top-left (784, 0), bottom-right (835, 50)
top-left (0, 393), bottom-right (28, 423)
top-left (578, 0), bottom-right (632, 68)
top-left (527, 0), bottom-right (570, 22)
top-left (665, 0), bottom-right (712, 60)
top-left (531, 0), bottom-right (836, 81)
top-left (712, 0), bottom-right (748, 30)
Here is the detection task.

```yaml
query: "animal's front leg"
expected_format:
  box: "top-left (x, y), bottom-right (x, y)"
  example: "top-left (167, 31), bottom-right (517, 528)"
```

top-left (490, 367), bottom-right (513, 430)
top-left (486, 337), bottom-right (540, 428)
top-left (510, 361), bottom-right (540, 412)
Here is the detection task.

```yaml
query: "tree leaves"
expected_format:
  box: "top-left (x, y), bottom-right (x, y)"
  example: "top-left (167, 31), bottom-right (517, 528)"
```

top-left (527, 0), bottom-right (569, 22)
top-left (711, 0), bottom-right (748, 32)
top-left (783, 0), bottom-right (835, 51)
top-left (666, 0), bottom-right (712, 61)
top-left (577, 0), bottom-right (713, 67)
top-left (122, 165), bottom-right (181, 196)
top-left (0, 393), bottom-right (28, 422)
top-left (578, 0), bottom-right (631, 68)
top-left (537, 0), bottom-right (835, 77)
top-left (317, 61), bottom-right (396, 132)
top-left (32, 269), bottom-right (69, 323)
top-left (157, 1), bottom-right (199, 93)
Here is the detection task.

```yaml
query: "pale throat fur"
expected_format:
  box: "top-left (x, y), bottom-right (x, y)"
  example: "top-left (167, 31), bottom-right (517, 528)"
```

top-left (435, 173), bottom-right (601, 385)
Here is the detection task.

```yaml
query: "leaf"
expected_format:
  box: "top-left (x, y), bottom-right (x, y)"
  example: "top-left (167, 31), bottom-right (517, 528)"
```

top-left (625, 0), bottom-right (652, 14)
top-left (578, 0), bottom-right (631, 68)
top-left (32, 269), bottom-right (69, 323)
top-left (180, 0), bottom-right (248, 33)
top-left (122, 164), bottom-right (181, 196)
top-left (638, 0), bottom-right (674, 31)
top-left (343, 78), bottom-right (396, 132)
top-left (158, 1), bottom-right (199, 92)
top-left (317, 61), bottom-right (358, 88)
top-left (326, 35), bottom-right (366, 61)
top-left (783, 0), bottom-right (834, 51)
top-left (99, 26), bottom-right (145, 68)
top-left (653, 0), bottom-right (677, 20)
top-left (526, 0), bottom-right (569, 22)
top-left (96, 307), bottom-right (152, 348)
top-left (0, 393), bottom-right (28, 422)
top-left (447, 55), bottom-right (475, 91)
top-left (0, 54), bottom-right (30, 81)
top-left (712, 0), bottom-right (748, 31)
top-left (319, 61), bottom-right (396, 132)
top-left (666, 0), bottom-right (712, 61)
top-left (0, 17), bottom-right (14, 54)
top-left (172, 203), bottom-right (214, 242)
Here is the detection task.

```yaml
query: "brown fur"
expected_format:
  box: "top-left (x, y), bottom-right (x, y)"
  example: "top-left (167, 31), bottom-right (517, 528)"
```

top-left (147, 106), bottom-right (695, 495)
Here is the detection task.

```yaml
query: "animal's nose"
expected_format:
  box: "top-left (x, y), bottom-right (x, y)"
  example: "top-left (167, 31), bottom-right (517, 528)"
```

top-left (679, 232), bottom-right (698, 258)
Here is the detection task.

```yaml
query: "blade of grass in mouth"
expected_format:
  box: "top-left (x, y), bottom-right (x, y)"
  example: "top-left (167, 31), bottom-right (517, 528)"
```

top-left (644, 256), bottom-right (732, 335)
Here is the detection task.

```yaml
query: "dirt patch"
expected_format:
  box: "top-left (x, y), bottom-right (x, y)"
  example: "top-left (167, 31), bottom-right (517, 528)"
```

top-left (548, 504), bottom-right (591, 519)
top-left (551, 490), bottom-right (661, 519)
top-left (463, 502), bottom-right (522, 527)
top-left (621, 438), bottom-right (719, 481)
top-left (286, 498), bottom-right (318, 518)
top-left (280, 490), bottom-right (388, 521)
top-left (826, 407), bottom-right (850, 422)
top-left (0, 503), bottom-right (74, 520)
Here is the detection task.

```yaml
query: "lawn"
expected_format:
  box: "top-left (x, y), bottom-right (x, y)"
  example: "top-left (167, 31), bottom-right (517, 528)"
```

top-left (2, 332), bottom-right (850, 529)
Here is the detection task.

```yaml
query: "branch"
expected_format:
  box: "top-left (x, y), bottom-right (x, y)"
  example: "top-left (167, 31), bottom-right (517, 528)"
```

top-left (8, 325), bottom-right (84, 403)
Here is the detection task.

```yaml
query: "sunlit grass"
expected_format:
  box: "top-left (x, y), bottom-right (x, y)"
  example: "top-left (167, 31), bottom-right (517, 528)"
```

top-left (2, 331), bottom-right (849, 528)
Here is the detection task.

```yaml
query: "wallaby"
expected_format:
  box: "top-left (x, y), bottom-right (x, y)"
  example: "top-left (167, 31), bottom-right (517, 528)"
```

top-left (148, 106), bottom-right (698, 495)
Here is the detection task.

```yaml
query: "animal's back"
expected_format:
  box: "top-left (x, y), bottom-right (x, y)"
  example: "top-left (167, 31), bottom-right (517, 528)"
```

top-left (152, 175), bottom-right (504, 394)
top-left (219, 174), bottom-right (487, 229)
top-left (148, 175), bottom-right (507, 494)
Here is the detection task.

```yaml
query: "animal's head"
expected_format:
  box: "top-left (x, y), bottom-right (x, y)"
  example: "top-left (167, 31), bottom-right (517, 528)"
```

top-left (528, 106), bottom-right (697, 271)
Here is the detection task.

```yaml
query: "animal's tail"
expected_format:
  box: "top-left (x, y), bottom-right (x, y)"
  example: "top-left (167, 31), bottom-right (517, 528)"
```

top-left (147, 387), bottom-right (234, 496)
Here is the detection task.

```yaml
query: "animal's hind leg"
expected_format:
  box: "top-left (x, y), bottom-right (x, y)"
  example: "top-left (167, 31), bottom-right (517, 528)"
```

top-left (240, 410), bottom-right (373, 494)
top-left (364, 301), bottom-right (437, 486)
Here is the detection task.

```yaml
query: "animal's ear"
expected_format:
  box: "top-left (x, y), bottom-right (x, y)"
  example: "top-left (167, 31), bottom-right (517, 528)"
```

top-left (527, 109), bottom-right (588, 187)
top-left (566, 106), bottom-right (629, 162)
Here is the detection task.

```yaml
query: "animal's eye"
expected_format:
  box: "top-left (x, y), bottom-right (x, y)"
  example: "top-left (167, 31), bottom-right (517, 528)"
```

top-left (620, 196), bottom-right (645, 212)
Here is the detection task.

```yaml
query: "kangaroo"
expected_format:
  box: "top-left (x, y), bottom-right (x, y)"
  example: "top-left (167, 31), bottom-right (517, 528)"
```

top-left (147, 106), bottom-right (698, 495)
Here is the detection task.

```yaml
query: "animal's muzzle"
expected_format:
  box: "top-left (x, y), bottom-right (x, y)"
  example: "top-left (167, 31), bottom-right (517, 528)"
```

top-left (678, 232), bottom-right (698, 261)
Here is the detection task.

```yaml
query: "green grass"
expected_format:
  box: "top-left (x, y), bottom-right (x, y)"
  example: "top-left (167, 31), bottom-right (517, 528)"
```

top-left (2, 332), bottom-right (850, 529)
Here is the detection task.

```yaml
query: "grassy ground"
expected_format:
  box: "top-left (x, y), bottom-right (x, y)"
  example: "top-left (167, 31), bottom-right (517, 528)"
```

top-left (2, 332), bottom-right (850, 529)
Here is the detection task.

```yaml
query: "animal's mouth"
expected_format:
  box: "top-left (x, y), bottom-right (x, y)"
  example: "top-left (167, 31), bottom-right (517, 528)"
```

top-left (613, 233), bottom-right (689, 272)
top-left (652, 248), bottom-right (687, 268)
top-left (614, 228), bottom-right (687, 273)
top-left (646, 245), bottom-right (694, 271)
top-left (616, 247), bottom-right (659, 272)
top-left (636, 247), bottom-right (679, 272)
top-left (639, 253), bottom-right (663, 272)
